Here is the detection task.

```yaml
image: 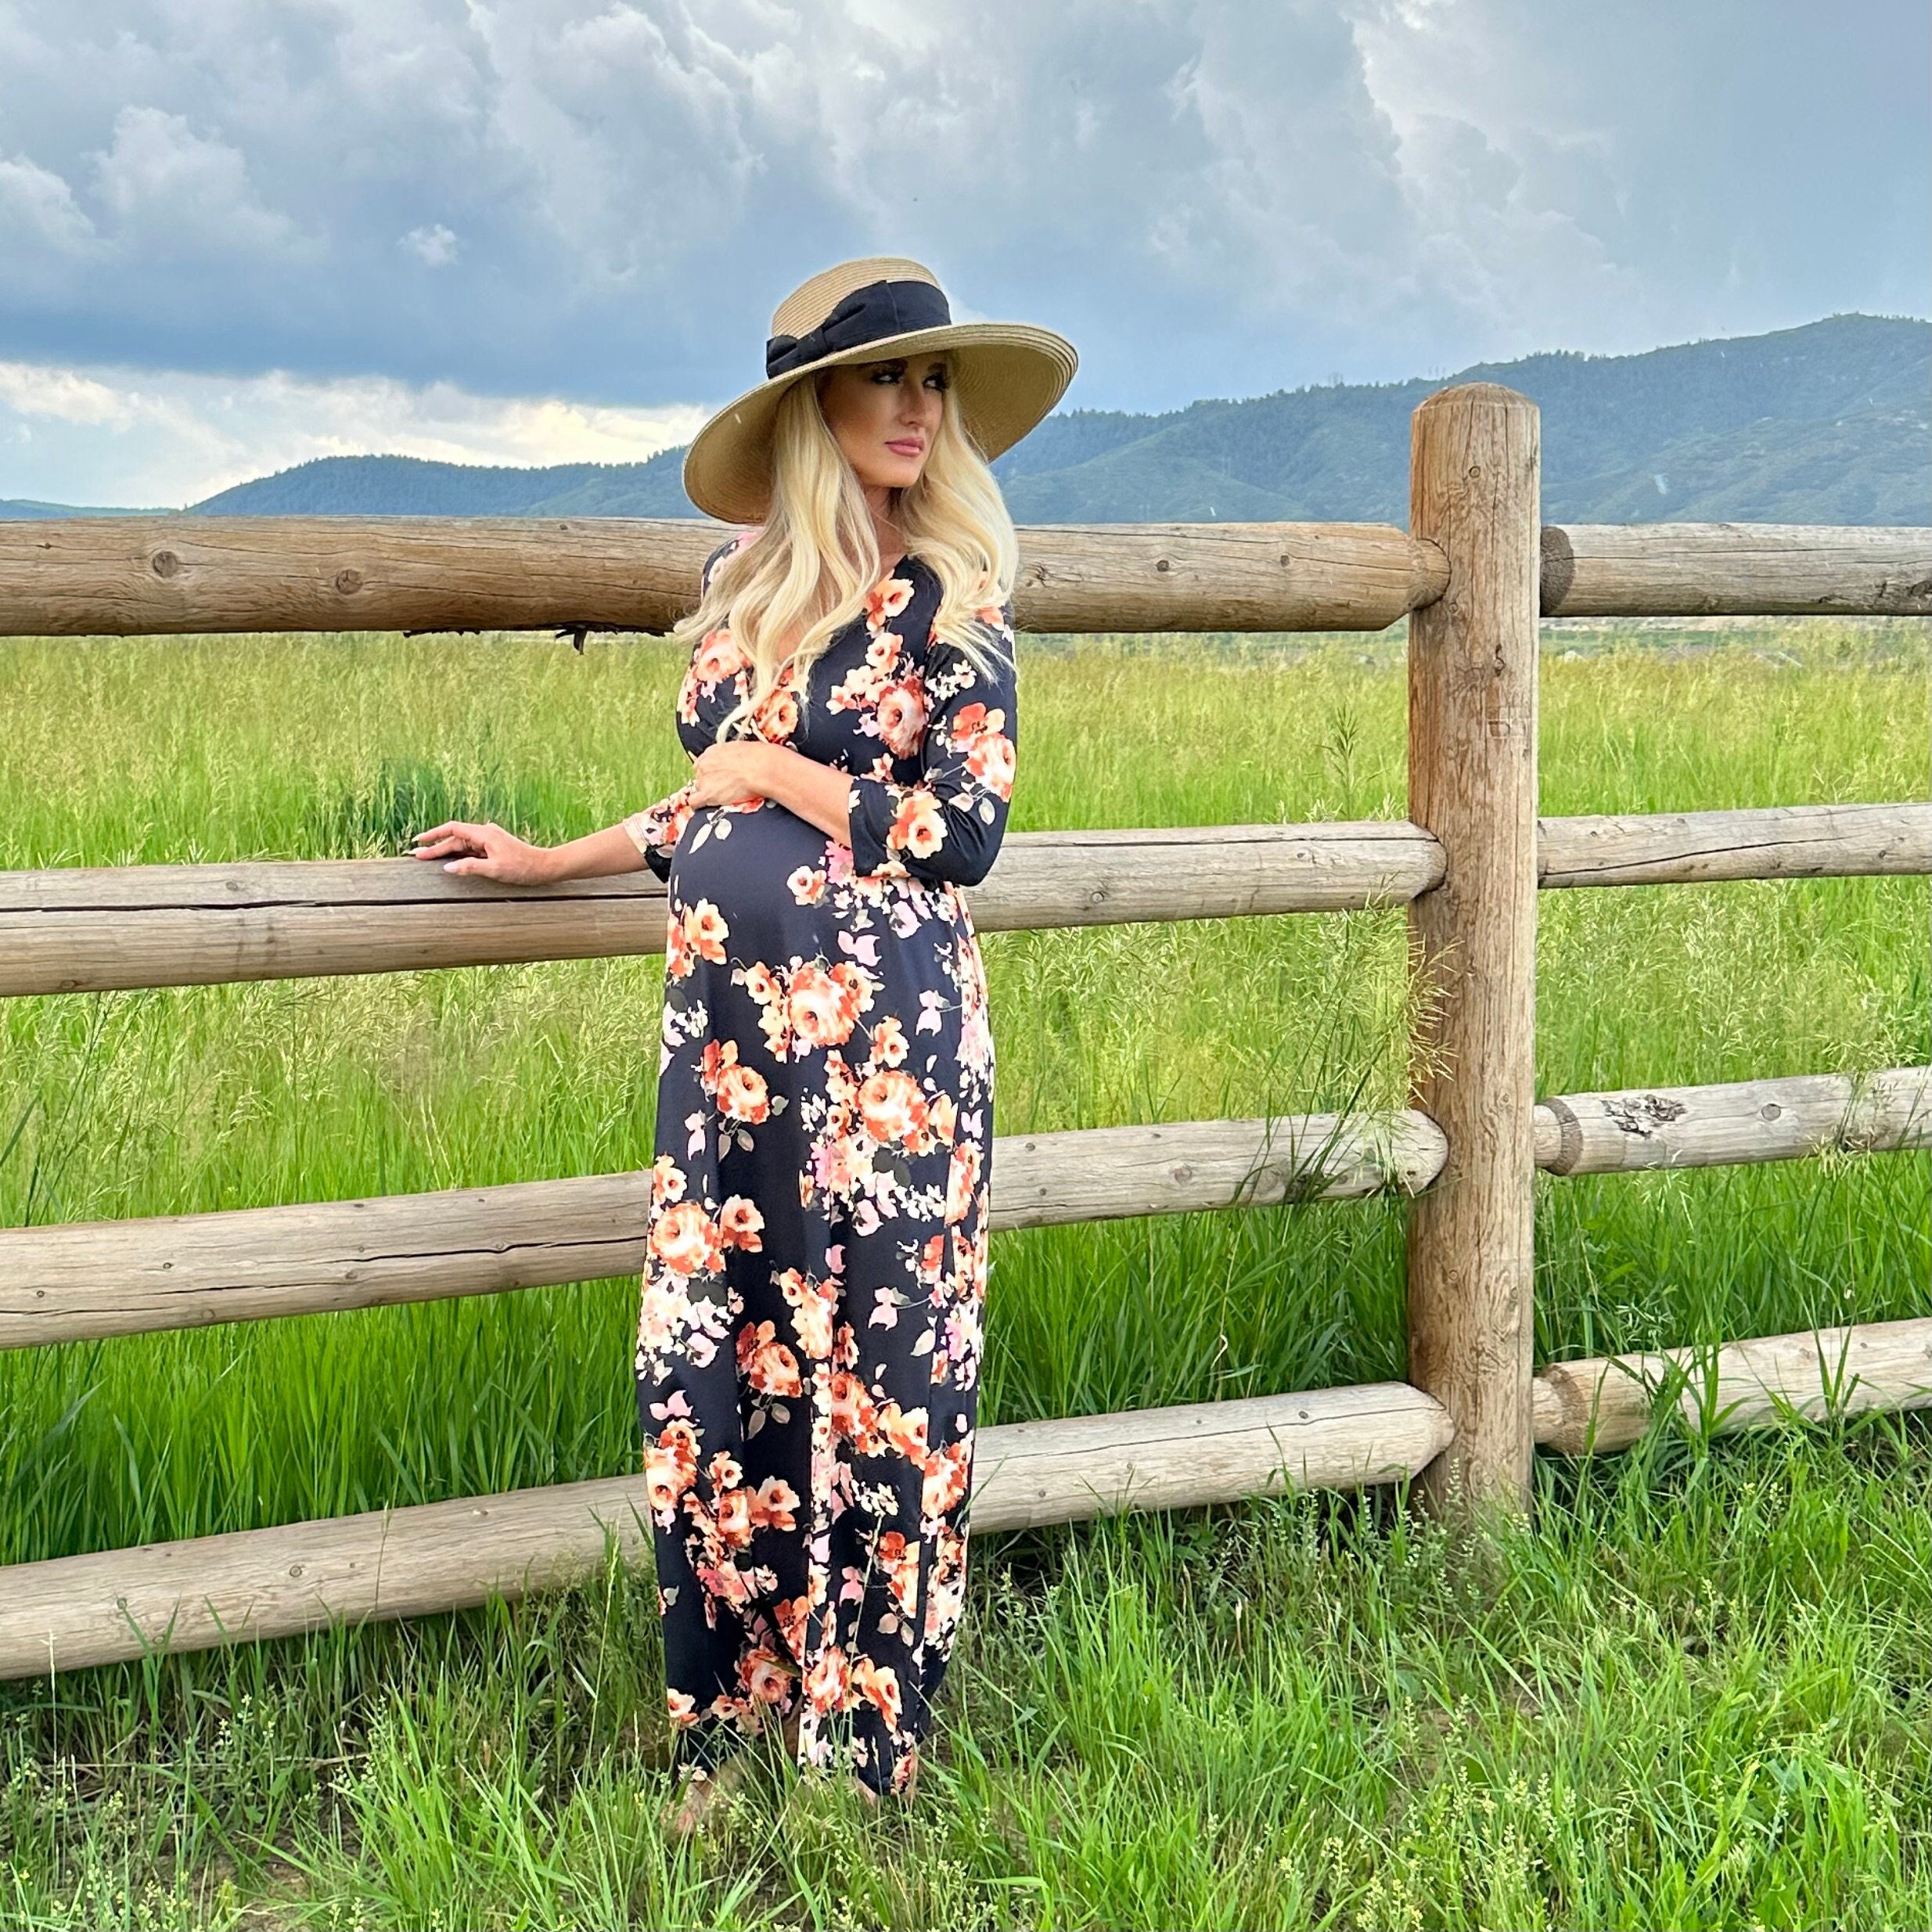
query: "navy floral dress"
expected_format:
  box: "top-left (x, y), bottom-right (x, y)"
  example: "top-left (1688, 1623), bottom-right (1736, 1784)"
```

top-left (621, 532), bottom-right (1016, 1797)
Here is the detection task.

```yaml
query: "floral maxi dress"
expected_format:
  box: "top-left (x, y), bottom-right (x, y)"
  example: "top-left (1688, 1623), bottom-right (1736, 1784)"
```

top-left (621, 534), bottom-right (1016, 1797)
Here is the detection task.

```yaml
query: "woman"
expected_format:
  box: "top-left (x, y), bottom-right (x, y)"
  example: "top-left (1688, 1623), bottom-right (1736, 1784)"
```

top-left (411, 257), bottom-right (1077, 1828)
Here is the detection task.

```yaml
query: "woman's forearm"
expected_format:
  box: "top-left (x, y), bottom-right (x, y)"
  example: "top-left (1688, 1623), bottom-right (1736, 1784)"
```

top-left (754, 743), bottom-right (855, 846)
top-left (542, 821), bottom-right (653, 882)
top-left (529, 747), bottom-right (849, 887)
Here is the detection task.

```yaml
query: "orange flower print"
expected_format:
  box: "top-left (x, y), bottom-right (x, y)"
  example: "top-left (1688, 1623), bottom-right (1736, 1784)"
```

top-left (754, 684), bottom-right (800, 742)
top-left (664, 912), bottom-right (693, 981)
top-left (648, 1200), bottom-right (725, 1279)
top-left (917, 1230), bottom-right (947, 1288)
top-left (857, 1067), bottom-right (931, 1149)
top-left (887, 786), bottom-right (948, 864)
top-left (749, 1476), bottom-right (801, 1532)
top-left (878, 1401), bottom-right (930, 1462)
top-left (788, 960), bottom-right (872, 1052)
top-left (689, 626), bottom-right (750, 696)
top-left (967, 725), bottom-right (1016, 798)
top-left (804, 1645), bottom-right (851, 1714)
top-left (774, 1593), bottom-right (811, 1664)
top-left (635, 1275), bottom-right (696, 1359)
top-left (945, 1142), bottom-right (981, 1224)
top-left (865, 574), bottom-right (914, 629)
top-left (737, 1319), bottom-right (803, 1398)
top-left (924, 1522), bottom-right (968, 1643)
top-left (694, 1556), bottom-right (759, 1612)
top-left (779, 1268), bottom-right (839, 1358)
top-left (645, 1419), bottom-right (700, 1519)
top-left (829, 1368), bottom-right (880, 1449)
top-left (850, 1656), bottom-right (904, 1728)
top-left (682, 898), bottom-right (729, 964)
top-left (739, 1647), bottom-right (797, 1707)
top-left (717, 1484), bottom-right (757, 1549)
top-left (714, 1058), bottom-right (772, 1124)
top-left (869, 1013), bottom-right (910, 1067)
top-left (719, 1195), bottom-right (766, 1251)
top-left (874, 678), bottom-right (929, 758)
top-left (829, 655), bottom-right (890, 718)
top-left (700, 1040), bottom-right (772, 1124)
top-left (922, 1437), bottom-right (973, 1522)
top-left (874, 1529), bottom-right (920, 1614)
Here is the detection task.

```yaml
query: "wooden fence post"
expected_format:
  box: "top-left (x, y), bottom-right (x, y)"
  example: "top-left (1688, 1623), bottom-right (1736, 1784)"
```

top-left (1405, 382), bottom-right (1542, 1516)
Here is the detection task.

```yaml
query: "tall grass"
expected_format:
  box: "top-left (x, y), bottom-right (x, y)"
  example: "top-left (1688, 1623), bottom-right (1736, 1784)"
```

top-left (0, 616), bottom-right (1926, 1927)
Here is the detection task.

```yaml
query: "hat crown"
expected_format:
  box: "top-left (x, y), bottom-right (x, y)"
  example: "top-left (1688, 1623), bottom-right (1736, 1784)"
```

top-left (771, 256), bottom-right (944, 338)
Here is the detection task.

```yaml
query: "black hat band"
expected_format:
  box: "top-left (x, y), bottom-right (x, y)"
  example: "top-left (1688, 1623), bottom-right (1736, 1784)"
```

top-left (765, 277), bottom-right (953, 380)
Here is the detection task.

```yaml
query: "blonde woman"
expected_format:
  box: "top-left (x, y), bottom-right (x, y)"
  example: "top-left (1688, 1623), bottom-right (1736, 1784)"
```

top-left (412, 258), bottom-right (1076, 1829)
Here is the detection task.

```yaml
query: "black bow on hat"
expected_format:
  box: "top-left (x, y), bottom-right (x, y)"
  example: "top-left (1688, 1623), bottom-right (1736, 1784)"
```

top-left (765, 277), bottom-right (954, 380)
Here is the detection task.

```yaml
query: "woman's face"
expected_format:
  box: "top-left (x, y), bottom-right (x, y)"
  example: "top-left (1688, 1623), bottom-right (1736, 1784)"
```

top-left (816, 352), bottom-right (949, 496)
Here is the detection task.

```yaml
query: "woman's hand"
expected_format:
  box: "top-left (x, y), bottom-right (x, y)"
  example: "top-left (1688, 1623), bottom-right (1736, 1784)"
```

top-left (689, 740), bottom-right (777, 808)
top-left (409, 819), bottom-right (559, 884)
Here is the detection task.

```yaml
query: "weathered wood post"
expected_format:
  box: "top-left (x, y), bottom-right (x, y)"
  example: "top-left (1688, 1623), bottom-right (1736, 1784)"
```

top-left (1404, 383), bottom-right (1542, 1516)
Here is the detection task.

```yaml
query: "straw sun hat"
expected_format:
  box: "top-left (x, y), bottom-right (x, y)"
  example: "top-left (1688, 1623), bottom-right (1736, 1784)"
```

top-left (681, 254), bottom-right (1078, 524)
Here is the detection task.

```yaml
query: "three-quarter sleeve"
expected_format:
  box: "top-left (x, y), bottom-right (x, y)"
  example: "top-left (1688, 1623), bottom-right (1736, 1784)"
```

top-left (622, 779), bottom-right (700, 883)
top-left (846, 599), bottom-right (1018, 889)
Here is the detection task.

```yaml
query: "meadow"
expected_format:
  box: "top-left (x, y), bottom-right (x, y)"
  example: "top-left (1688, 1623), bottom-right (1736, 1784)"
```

top-left (0, 613), bottom-right (1926, 1930)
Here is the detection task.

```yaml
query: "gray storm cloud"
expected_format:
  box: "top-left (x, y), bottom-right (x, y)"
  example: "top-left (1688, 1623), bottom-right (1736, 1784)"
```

top-left (0, 0), bottom-right (1923, 419)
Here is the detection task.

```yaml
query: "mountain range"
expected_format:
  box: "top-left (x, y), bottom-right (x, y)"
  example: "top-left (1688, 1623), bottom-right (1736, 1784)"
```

top-left (4, 313), bottom-right (1926, 527)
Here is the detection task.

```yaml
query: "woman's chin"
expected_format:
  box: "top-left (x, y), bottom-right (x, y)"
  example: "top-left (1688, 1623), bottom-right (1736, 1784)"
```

top-left (862, 459), bottom-right (926, 494)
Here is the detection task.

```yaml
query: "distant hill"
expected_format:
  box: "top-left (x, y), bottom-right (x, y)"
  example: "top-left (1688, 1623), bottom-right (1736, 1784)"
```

top-left (0, 497), bottom-right (173, 518)
top-left (993, 314), bottom-right (1930, 525)
top-left (5, 313), bottom-right (1925, 526)
top-left (185, 448), bottom-right (696, 520)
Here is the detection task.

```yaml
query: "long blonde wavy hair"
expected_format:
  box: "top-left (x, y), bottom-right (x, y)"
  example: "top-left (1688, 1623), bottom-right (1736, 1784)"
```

top-left (671, 358), bottom-right (1021, 745)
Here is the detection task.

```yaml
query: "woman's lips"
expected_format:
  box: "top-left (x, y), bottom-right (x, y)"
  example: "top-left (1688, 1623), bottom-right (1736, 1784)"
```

top-left (886, 439), bottom-right (924, 455)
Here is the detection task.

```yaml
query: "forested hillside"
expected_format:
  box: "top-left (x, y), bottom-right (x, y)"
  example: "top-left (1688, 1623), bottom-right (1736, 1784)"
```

top-left (5, 313), bottom-right (1923, 525)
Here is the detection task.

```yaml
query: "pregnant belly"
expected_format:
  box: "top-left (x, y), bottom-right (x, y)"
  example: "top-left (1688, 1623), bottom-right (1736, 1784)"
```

top-left (669, 800), bottom-right (847, 947)
top-left (667, 798), bottom-right (989, 1083)
top-left (669, 798), bottom-right (969, 955)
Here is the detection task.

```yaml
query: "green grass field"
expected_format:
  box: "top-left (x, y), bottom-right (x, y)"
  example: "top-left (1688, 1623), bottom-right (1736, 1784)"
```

top-left (1, 615), bottom-right (1927, 1929)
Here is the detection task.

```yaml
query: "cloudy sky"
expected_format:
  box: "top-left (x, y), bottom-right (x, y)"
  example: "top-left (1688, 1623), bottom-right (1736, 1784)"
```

top-left (2, 0), bottom-right (1924, 505)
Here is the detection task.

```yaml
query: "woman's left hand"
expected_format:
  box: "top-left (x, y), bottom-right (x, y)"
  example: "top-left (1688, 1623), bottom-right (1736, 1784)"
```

top-left (689, 741), bottom-right (777, 808)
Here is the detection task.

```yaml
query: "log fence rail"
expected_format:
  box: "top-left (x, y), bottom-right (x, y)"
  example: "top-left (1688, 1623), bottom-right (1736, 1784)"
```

top-left (2, 385), bottom-right (1927, 1678)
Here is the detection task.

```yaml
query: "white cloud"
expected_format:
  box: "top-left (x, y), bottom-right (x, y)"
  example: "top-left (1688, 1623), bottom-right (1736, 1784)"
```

top-left (91, 103), bottom-right (307, 258)
top-left (0, 362), bottom-right (145, 429)
top-left (0, 153), bottom-right (98, 254)
top-left (401, 221), bottom-right (459, 265)
top-left (0, 358), bottom-right (708, 505)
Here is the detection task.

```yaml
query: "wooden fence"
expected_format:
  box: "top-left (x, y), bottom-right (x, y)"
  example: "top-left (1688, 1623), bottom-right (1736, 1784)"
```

top-left (2, 381), bottom-right (1928, 1678)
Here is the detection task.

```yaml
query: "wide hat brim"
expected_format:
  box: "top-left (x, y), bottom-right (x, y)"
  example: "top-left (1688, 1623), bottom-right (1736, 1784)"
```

top-left (682, 319), bottom-right (1078, 526)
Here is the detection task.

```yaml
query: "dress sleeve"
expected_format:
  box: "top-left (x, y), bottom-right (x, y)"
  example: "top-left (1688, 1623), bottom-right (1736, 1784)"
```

top-left (621, 779), bottom-right (700, 883)
top-left (621, 532), bottom-right (747, 883)
top-left (845, 597), bottom-right (1018, 889)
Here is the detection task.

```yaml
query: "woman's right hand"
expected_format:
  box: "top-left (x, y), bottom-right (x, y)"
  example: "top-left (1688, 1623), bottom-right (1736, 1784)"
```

top-left (409, 819), bottom-right (559, 884)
